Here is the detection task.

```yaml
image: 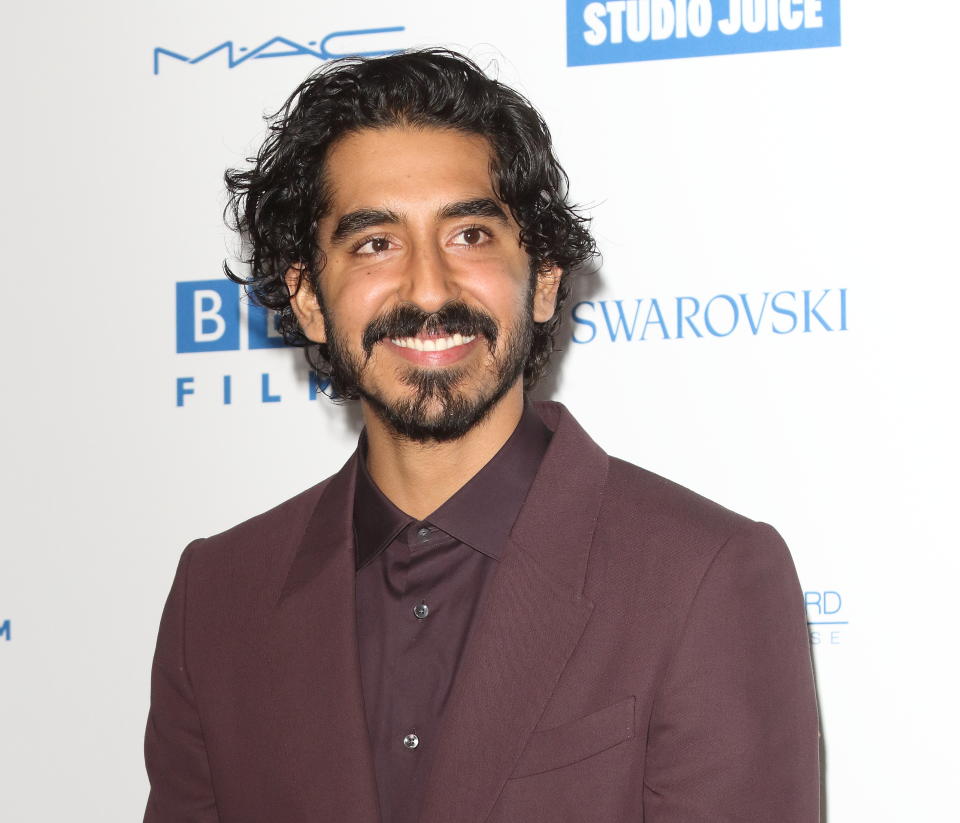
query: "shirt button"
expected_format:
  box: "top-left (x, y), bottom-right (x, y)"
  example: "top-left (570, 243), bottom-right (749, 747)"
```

top-left (403, 733), bottom-right (419, 749)
top-left (413, 602), bottom-right (430, 619)
top-left (417, 527), bottom-right (430, 539)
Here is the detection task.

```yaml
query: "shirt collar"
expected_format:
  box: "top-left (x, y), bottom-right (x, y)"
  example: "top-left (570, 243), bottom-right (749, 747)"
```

top-left (352, 402), bottom-right (552, 570)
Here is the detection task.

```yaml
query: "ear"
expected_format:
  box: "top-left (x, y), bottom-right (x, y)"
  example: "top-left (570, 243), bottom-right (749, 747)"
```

top-left (285, 264), bottom-right (327, 344)
top-left (532, 265), bottom-right (563, 323)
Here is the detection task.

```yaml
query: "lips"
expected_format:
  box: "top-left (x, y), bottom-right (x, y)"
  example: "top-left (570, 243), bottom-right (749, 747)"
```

top-left (383, 332), bottom-right (482, 366)
top-left (389, 333), bottom-right (477, 352)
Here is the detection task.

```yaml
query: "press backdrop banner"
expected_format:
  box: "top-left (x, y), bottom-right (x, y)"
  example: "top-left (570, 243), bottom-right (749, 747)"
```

top-left (2, 1), bottom-right (958, 820)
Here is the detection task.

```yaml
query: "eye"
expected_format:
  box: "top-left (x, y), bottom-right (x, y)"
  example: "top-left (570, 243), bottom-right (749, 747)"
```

top-left (451, 226), bottom-right (491, 247)
top-left (352, 235), bottom-right (395, 255)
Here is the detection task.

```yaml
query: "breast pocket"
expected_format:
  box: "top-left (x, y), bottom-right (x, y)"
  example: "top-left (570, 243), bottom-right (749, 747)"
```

top-left (511, 695), bottom-right (636, 779)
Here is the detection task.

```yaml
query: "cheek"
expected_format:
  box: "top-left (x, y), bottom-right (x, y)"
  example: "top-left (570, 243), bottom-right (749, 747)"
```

top-left (457, 259), bottom-right (532, 316)
top-left (327, 271), bottom-right (397, 332)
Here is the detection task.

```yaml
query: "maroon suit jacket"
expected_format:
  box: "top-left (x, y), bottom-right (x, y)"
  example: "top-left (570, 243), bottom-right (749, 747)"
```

top-left (144, 401), bottom-right (819, 822)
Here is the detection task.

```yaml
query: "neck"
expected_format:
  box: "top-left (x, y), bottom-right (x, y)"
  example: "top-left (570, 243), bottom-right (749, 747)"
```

top-left (362, 384), bottom-right (525, 520)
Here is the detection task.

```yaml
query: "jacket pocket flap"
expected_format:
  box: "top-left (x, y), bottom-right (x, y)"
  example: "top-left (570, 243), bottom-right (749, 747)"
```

top-left (512, 695), bottom-right (636, 778)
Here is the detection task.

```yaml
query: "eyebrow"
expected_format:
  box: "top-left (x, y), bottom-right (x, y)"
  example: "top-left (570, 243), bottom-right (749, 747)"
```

top-left (330, 208), bottom-right (401, 245)
top-left (437, 198), bottom-right (509, 223)
top-left (328, 198), bottom-right (510, 246)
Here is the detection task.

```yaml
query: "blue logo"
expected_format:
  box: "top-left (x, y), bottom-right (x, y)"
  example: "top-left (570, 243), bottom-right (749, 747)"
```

top-left (176, 281), bottom-right (285, 354)
top-left (570, 288), bottom-right (847, 343)
top-left (567, 0), bottom-right (840, 66)
top-left (0, 620), bottom-right (10, 642)
top-left (805, 589), bottom-right (846, 646)
top-left (154, 27), bottom-right (406, 75)
top-left (174, 280), bottom-right (335, 407)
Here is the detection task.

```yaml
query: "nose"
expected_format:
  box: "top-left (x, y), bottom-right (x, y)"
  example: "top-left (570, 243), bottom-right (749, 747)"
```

top-left (397, 242), bottom-right (460, 313)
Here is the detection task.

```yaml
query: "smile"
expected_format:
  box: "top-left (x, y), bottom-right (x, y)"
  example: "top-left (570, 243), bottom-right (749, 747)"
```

top-left (389, 334), bottom-right (477, 352)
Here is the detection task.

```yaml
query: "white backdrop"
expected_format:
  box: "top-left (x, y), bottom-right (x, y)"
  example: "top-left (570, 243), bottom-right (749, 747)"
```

top-left (3, 1), bottom-right (958, 820)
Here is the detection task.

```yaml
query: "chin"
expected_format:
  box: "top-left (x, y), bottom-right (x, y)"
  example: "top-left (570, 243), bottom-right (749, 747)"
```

top-left (362, 379), bottom-right (511, 444)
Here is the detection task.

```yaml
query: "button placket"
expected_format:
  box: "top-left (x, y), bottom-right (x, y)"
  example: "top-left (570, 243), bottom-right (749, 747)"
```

top-left (410, 525), bottom-right (433, 622)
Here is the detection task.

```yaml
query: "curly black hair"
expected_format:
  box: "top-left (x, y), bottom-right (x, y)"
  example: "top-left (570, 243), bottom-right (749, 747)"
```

top-left (224, 48), bottom-right (596, 392)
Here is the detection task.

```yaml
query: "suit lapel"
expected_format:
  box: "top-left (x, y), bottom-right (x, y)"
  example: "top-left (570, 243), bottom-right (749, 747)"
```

top-left (270, 454), bottom-right (381, 823)
top-left (419, 403), bottom-right (609, 823)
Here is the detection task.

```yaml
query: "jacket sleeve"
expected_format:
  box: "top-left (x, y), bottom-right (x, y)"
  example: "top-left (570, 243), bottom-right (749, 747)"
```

top-left (144, 540), bottom-right (220, 822)
top-left (643, 522), bottom-right (820, 822)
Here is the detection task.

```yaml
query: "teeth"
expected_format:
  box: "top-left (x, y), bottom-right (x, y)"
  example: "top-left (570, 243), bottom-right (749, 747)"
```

top-left (389, 334), bottom-right (476, 352)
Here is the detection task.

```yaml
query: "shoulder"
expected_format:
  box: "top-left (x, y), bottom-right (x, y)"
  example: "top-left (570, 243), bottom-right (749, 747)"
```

top-left (597, 455), bottom-right (789, 578)
top-left (205, 478), bottom-right (333, 548)
top-left (604, 456), bottom-right (751, 538)
top-left (587, 456), bottom-right (801, 650)
top-left (538, 401), bottom-right (783, 570)
top-left (181, 476), bottom-right (335, 593)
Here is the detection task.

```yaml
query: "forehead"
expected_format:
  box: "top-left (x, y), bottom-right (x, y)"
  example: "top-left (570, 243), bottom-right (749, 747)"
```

top-left (322, 126), bottom-right (498, 215)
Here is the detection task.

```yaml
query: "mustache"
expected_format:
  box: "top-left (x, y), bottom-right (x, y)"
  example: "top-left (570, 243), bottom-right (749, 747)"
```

top-left (361, 302), bottom-right (499, 356)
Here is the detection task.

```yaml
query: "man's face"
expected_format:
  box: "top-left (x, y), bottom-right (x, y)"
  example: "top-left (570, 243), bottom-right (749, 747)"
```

top-left (291, 126), bottom-right (559, 442)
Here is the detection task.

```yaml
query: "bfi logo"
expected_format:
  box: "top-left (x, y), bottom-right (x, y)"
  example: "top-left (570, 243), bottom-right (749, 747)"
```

top-left (174, 280), bottom-right (336, 407)
top-left (175, 280), bottom-right (286, 353)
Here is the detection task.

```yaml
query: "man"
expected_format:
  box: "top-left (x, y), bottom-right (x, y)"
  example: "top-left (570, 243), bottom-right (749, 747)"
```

top-left (145, 49), bottom-right (819, 822)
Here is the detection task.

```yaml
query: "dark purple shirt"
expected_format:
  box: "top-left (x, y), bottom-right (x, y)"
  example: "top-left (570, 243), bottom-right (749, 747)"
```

top-left (353, 405), bottom-right (552, 823)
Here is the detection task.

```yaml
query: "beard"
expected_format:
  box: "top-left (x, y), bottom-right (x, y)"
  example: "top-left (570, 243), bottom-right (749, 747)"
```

top-left (322, 295), bottom-right (534, 443)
